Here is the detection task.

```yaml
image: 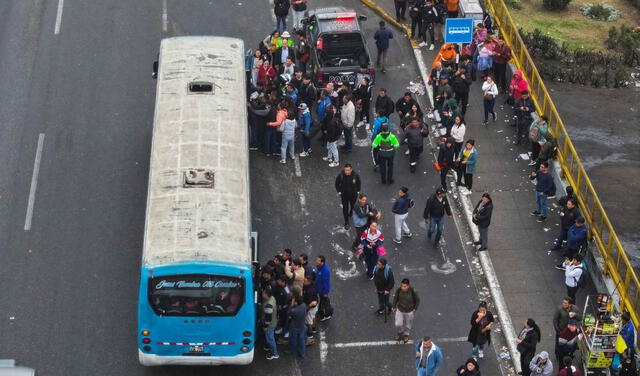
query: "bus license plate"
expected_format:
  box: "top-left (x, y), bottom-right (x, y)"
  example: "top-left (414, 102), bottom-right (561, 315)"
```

top-left (189, 345), bottom-right (204, 353)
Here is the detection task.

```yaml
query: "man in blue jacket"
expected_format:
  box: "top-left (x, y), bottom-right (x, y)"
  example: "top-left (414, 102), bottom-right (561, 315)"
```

top-left (557, 217), bottom-right (587, 267)
top-left (315, 255), bottom-right (332, 321)
top-left (530, 161), bottom-right (554, 222)
top-left (415, 336), bottom-right (443, 376)
top-left (392, 186), bottom-right (413, 244)
top-left (374, 21), bottom-right (393, 73)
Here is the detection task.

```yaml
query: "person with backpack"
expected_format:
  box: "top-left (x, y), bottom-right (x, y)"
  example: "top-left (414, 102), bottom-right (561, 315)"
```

top-left (393, 279), bottom-right (420, 343)
top-left (273, 0), bottom-right (290, 33)
top-left (563, 254), bottom-right (584, 304)
top-left (512, 90), bottom-right (534, 145)
top-left (403, 118), bottom-right (429, 173)
top-left (392, 187), bottom-right (414, 244)
top-left (373, 258), bottom-right (395, 315)
top-left (423, 187), bottom-right (452, 248)
top-left (529, 115), bottom-right (550, 164)
top-left (335, 164), bottom-right (362, 230)
top-left (360, 221), bottom-right (385, 280)
top-left (530, 161), bottom-right (554, 222)
top-left (315, 255), bottom-right (332, 321)
top-left (372, 124), bottom-right (400, 184)
top-left (374, 21), bottom-right (394, 73)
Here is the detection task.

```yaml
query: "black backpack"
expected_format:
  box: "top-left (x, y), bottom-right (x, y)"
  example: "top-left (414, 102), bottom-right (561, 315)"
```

top-left (574, 265), bottom-right (587, 288)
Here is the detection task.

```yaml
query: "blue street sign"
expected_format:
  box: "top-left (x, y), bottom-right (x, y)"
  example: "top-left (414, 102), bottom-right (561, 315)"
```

top-left (444, 18), bottom-right (474, 44)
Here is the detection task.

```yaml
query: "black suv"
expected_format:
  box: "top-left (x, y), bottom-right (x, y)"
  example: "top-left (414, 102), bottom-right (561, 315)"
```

top-left (302, 7), bottom-right (375, 87)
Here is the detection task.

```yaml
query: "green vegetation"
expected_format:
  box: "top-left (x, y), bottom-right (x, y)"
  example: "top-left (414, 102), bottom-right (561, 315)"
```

top-left (543, 0), bottom-right (572, 11)
top-left (606, 25), bottom-right (640, 66)
top-left (580, 3), bottom-right (622, 20)
top-left (504, 0), bottom-right (523, 10)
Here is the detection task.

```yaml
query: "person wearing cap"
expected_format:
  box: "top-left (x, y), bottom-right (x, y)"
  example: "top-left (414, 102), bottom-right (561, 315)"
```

top-left (273, 31), bottom-right (293, 70)
top-left (467, 301), bottom-right (494, 359)
top-left (423, 187), bottom-right (452, 247)
top-left (372, 124), bottom-right (400, 184)
top-left (456, 358), bottom-right (480, 376)
top-left (273, 0), bottom-right (290, 33)
top-left (373, 258), bottom-right (395, 315)
top-left (394, 279), bottom-right (420, 343)
top-left (437, 138), bottom-right (455, 189)
top-left (472, 193), bottom-right (493, 251)
top-left (415, 335), bottom-right (442, 375)
top-left (556, 319), bottom-right (581, 362)
top-left (528, 351), bottom-right (553, 376)
top-left (392, 187), bottom-right (413, 244)
top-left (455, 139), bottom-right (478, 193)
top-left (298, 103), bottom-right (312, 157)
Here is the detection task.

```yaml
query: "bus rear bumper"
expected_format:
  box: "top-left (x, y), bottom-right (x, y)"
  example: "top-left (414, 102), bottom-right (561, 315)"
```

top-left (138, 349), bottom-right (253, 366)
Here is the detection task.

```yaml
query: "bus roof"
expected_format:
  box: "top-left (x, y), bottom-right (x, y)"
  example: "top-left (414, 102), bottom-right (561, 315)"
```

top-left (142, 36), bottom-right (251, 268)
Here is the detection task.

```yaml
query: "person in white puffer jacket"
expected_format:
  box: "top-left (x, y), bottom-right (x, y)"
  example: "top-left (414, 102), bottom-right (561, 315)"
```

top-left (450, 115), bottom-right (466, 156)
top-left (279, 111), bottom-right (298, 164)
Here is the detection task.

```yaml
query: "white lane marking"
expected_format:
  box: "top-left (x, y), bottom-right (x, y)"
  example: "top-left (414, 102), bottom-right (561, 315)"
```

top-left (298, 192), bottom-right (309, 216)
top-left (319, 329), bottom-right (328, 369)
top-left (293, 156), bottom-right (302, 177)
top-left (162, 0), bottom-right (168, 33)
top-left (269, 0), bottom-right (276, 23)
top-left (331, 337), bottom-right (467, 348)
top-left (54, 0), bottom-right (64, 35)
top-left (24, 134), bottom-right (45, 231)
top-left (291, 358), bottom-right (303, 376)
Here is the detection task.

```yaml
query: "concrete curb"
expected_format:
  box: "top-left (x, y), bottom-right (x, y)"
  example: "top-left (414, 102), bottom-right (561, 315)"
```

top-left (359, 0), bottom-right (521, 372)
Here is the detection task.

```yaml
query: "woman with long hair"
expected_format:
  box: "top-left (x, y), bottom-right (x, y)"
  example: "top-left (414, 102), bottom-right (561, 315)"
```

top-left (516, 318), bottom-right (541, 376)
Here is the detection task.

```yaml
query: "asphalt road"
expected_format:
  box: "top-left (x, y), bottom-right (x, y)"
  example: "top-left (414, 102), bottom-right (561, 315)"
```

top-left (0, 1), bottom-right (502, 375)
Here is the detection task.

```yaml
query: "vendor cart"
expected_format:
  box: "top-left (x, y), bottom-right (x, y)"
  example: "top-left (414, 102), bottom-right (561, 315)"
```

top-left (578, 294), bottom-right (621, 376)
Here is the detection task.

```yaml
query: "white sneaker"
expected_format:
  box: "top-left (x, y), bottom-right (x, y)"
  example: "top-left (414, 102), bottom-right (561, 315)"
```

top-left (299, 152), bottom-right (309, 157)
top-left (356, 121), bottom-right (364, 128)
top-left (419, 42), bottom-right (427, 47)
top-left (365, 123), bottom-right (370, 130)
top-left (329, 161), bottom-right (340, 167)
top-left (280, 160), bottom-right (286, 164)
top-left (429, 44), bottom-right (435, 50)
top-left (322, 156), bottom-right (331, 161)
top-left (308, 148), bottom-right (312, 153)
top-left (405, 150), bottom-right (410, 156)
top-left (478, 350), bottom-right (484, 358)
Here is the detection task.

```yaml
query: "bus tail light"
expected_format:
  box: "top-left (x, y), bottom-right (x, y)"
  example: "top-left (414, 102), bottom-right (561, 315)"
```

top-left (142, 338), bottom-right (151, 344)
top-left (241, 346), bottom-right (250, 353)
top-left (242, 338), bottom-right (251, 344)
top-left (243, 331), bottom-right (252, 337)
top-left (316, 36), bottom-right (323, 50)
top-left (142, 330), bottom-right (150, 336)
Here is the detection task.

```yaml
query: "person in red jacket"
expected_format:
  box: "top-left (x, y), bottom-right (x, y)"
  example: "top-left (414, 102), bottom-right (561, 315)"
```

top-left (257, 60), bottom-right (277, 90)
top-left (509, 70), bottom-right (529, 101)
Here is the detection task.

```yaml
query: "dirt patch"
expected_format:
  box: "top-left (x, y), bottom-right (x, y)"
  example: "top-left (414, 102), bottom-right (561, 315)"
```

top-left (545, 81), bottom-right (640, 257)
top-left (511, 0), bottom-right (640, 50)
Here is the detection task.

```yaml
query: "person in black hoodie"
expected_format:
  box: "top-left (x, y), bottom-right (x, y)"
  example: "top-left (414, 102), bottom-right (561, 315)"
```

top-left (451, 66), bottom-right (472, 116)
top-left (403, 118), bottom-right (429, 173)
top-left (550, 198), bottom-right (580, 251)
top-left (437, 138), bottom-right (455, 189)
top-left (409, 0), bottom-right (424, 41)
top-left (423, 187), bottom-right (452, 247)
top-left (373, 258), bottom-right (395, 315)
top-left (354, 76), bottom-right (372, 126)
top-left (395, 92), bottom-right (418, 120)
top-left (298, 74), bottom-right (317, 110)
top-left (420, 0), bottom-right (440, 50)
top-left (456, 357), bottom-right (481, 376)
top-left (375, 88), bottom-right (395, 118)
top-left (516, 318), bottom-right (542, 376)
top-left (472, 193), bottom-right (493, 251)
top-left (335, 164), bottom-right (362, 230)
top-left (513, 91), bottom-right (535, 145)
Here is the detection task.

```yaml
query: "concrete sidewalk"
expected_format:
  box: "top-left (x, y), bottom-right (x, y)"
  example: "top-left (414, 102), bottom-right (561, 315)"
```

top-left (360, 1), bottom-right (599, 373)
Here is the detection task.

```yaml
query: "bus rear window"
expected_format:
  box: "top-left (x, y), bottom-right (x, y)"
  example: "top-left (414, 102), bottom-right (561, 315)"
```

top-left (148, 274), bottom-right (244, 317)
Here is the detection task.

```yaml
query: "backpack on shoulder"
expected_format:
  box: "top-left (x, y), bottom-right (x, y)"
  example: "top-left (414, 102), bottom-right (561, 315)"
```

top-left (529, 122), bottom-right (541, 142)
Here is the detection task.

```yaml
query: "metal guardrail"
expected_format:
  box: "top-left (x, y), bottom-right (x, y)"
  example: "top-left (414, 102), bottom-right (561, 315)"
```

top-left (484, 0), bottom-right (640, 327)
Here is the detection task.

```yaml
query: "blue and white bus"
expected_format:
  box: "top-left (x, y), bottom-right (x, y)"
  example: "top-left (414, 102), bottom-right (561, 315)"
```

top-left (138, 36), bottom-right (257, 366)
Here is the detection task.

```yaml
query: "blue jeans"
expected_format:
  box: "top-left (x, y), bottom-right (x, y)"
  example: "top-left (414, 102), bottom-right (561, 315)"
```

top-left (536, 191), bottom-right (548, 217)
top-left (417, 367), bottom-right (429, 376)
top-left (265, 327), bottom-right (279, 357)
top-left (483, 98), bottom-right (496, 122)
top-left (472, 343), bottom-right (485, 356)
top-left (281, 136), bottom-right (295, 162)
top-left (344, 128), bottom-right (353, 151)
top-left (264, 127), bottom-right (276, 155)
top-left (276, 15), bottom-right (287, 32)
top-left (289, 330), bottom-right (306, 358)
top-left (428, 216), bottom-right (445, 246)
top-left (302, 134), bottom-right (311, 152)
top-left (364, 246), bottom-right (378, 278)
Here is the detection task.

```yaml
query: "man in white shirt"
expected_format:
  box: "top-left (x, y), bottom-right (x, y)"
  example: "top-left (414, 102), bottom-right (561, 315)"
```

top-left (563, 254), bottom-right (583, 304)
top-left (340, 95), bottom-right (356, 153)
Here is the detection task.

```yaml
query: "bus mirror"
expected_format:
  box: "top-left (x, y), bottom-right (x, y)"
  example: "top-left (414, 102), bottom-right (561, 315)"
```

top-left (152, 61), bottom-right (158, 79)
top-left (358, 15), bottom-right (367, 21)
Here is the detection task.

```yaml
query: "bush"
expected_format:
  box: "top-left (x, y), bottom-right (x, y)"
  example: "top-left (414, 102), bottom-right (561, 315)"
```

top-left (543, 0), bottom-right (572, 10)
top-left (606, 25), bottom-right (640, 66)
top-left (504, 0), bottom-right (523, 9)
top-left (579, 3), bottom-right (621, 21)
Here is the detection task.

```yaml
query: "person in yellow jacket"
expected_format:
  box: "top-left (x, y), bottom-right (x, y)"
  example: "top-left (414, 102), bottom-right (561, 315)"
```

top-left (372, 124), bottom-right (400, 184)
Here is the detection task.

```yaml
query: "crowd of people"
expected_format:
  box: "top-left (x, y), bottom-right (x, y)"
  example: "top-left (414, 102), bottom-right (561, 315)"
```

top-left (249, 1), bottom-right (637, 375)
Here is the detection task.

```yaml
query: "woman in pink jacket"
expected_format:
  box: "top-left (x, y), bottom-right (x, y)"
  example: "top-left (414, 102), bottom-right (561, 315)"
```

top-left (509, 70), bottom-right (529, 101)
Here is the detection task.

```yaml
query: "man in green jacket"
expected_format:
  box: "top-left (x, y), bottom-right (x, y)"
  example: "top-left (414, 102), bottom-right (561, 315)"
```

top-left (372, 124), bottom-right (400, 184)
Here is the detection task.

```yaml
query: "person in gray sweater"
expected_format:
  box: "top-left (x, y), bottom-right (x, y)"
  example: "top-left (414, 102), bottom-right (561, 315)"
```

top-left (279, 111), bottom-right (298, 164)
top-left (402, 118), bottom-right (428, 173)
